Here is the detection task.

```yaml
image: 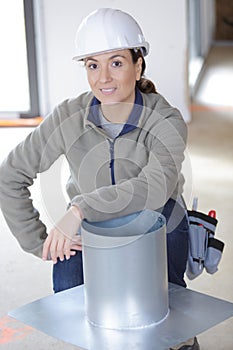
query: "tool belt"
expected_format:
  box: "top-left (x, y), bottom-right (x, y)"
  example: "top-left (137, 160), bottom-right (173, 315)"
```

top-left (186, 209), bottom-right (225, 280)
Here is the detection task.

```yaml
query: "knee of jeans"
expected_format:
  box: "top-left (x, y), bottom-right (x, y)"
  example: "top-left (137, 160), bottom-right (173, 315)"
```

top-left (52, 252), bottom-right (84, 293)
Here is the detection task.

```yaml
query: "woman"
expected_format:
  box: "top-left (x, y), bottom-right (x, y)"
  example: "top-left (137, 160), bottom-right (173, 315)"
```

top-left (0, 8), bottom-right (199, 350)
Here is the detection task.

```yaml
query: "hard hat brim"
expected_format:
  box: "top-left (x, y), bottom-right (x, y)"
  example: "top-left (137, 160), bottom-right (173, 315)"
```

top-left (72, 44), bottom-right (149, 62)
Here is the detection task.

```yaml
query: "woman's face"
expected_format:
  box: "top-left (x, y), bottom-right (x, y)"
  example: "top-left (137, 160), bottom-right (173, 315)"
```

top-left (85, 49), bottom-right (142, 105)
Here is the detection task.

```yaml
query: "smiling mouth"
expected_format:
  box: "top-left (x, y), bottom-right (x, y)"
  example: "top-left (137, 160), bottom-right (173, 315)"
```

top-left (100, 88), bottom-right (116, 95)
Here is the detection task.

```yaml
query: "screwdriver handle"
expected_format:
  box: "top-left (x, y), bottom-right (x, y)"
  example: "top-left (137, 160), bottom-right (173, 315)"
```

top-left (208, 210), bottom-right (216, 218)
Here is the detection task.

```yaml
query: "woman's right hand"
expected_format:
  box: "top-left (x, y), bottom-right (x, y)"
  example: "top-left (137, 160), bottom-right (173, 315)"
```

top-left (42, 205), bottom-right (83, 264)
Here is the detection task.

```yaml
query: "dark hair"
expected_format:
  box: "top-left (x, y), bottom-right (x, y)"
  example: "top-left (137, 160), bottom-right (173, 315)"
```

top-left (130, 49), bottom-right (157, 94)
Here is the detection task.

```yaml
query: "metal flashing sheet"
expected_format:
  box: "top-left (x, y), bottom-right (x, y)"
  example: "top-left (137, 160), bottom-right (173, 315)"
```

top-left (8, 283), bottom-right (233, 350)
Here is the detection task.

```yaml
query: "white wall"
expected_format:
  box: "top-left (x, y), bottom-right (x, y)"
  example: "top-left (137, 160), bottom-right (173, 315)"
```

top-left (200, 0), bottom-right (216, 57)
top-left (36, 0), bottom-right (191, 122)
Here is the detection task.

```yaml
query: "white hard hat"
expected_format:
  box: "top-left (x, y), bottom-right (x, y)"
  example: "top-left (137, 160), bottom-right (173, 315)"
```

top-left (73, 8), bottom-right (149, 61)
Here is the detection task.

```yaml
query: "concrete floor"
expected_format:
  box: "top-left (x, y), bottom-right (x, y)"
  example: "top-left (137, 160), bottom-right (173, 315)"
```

top-left (0, 46), bottom-right (233, 349)
top-left (193, 45), bottom-right (233, 108)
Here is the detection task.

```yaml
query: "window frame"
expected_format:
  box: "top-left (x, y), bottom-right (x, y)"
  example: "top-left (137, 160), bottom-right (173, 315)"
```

top-left (20, 0), bottom-right (40, 118)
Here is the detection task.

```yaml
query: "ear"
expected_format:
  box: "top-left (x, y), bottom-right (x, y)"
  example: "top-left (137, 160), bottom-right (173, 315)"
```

top-left (135, 57), bottom-right (143, 81)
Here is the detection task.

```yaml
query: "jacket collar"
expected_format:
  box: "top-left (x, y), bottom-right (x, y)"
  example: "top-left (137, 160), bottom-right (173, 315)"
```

top-left (87, 88), bottom-right (143, 135)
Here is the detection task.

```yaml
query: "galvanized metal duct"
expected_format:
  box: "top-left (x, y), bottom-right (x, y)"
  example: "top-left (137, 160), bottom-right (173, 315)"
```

top-left (81, 209), bottom-right (169, 330)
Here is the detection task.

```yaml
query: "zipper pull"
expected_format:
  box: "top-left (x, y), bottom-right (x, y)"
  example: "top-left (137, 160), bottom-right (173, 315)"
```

top-left (109, 159), bottom-right (114, 168)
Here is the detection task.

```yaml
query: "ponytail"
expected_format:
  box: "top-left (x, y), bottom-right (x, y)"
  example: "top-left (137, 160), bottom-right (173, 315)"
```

top-left (137, 77), bottom-right (157, 94)
top-left (130, 49), bottom-right (157, 94)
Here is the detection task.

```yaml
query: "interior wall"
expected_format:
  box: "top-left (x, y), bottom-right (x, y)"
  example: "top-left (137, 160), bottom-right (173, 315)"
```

top-left (36, 0), bottom-right (191, 122)
top-left (200, 0), bottom-right (216, 57)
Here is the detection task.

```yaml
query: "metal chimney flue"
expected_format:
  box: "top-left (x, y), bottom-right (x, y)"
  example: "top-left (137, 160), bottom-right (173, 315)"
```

top-left (81, 210), bottom-right (169, 330)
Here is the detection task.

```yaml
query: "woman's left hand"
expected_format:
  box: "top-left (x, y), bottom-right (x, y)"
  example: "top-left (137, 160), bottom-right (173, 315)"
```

top-left (42, 205), bottom-right (83, 264)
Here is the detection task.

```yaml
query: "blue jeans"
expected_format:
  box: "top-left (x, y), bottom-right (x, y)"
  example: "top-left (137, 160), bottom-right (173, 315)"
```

top-left (53, 198), bottom-right (189, 293)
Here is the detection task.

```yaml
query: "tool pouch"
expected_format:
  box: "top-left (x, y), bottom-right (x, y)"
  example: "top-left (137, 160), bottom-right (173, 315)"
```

top-left (186, 210), bottom-right (225, 280)
top-left (204, 236), bottom-right (225, 274)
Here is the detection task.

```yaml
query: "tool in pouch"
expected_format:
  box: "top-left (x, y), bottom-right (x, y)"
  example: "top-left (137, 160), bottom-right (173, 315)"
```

top-left (186, 197), bottom-right (225, 280)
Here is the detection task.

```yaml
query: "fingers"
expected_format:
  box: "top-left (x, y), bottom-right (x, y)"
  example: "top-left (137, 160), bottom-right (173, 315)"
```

top-left (63, 238), bottom-right (73, 261)
top-left (43, 230), bottom-right (62, 264)
top-left (56, 235), bottom-right (67, 262)
top-left (42, 234), bottom-right (52, 262)
top-left (71, 235), bottom-right (82, 251)
top-left (71, 244), bottom-right (83, 251)
top-left (42, 206), bottom-right (83, 263)
top-left (71, 235), bottom-right (82, 245)
top-left (42, 230), bottom-right (82, 263)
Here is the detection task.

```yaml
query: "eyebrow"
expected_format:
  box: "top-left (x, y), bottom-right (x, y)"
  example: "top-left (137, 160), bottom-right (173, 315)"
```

top-left (85, 54), bottom-right (127, 63)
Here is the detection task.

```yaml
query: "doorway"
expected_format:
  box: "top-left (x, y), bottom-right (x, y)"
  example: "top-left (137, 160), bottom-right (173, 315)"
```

top-left (187, 0), bottom-right (233, 108)
top-left (215, 0), bottom-right (233, 41)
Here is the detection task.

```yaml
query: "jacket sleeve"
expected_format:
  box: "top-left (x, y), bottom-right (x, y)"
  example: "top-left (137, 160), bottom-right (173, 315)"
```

top-left (71, 111), bottom-right (187, 222)
top-left (0, 108), bottom-right (65, 258)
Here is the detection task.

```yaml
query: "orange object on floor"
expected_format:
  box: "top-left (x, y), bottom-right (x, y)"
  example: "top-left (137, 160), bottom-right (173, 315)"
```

top-left (0, 315), bottom-right (33, 345)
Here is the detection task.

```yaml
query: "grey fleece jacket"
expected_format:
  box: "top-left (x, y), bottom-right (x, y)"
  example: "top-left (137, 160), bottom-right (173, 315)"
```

top-left (0, 90), bottom-right (187, 258)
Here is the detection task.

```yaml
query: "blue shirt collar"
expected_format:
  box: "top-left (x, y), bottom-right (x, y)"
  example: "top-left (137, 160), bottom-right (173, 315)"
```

top-left (88, 88), bottom-right (143, 135)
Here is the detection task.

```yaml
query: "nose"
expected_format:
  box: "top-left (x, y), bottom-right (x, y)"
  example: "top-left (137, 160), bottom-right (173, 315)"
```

top-left (99, 65), bottom-right (112, 83)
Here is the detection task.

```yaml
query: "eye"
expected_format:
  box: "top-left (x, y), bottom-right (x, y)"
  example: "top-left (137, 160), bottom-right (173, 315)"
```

top-left (112, 60), bottom-right (122, 68)
top-left (87, 63), bottom-right (98, 70)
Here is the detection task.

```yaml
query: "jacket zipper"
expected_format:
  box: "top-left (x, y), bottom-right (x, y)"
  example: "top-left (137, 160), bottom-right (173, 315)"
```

top-left (108, 139), bottom-right (116, 185)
